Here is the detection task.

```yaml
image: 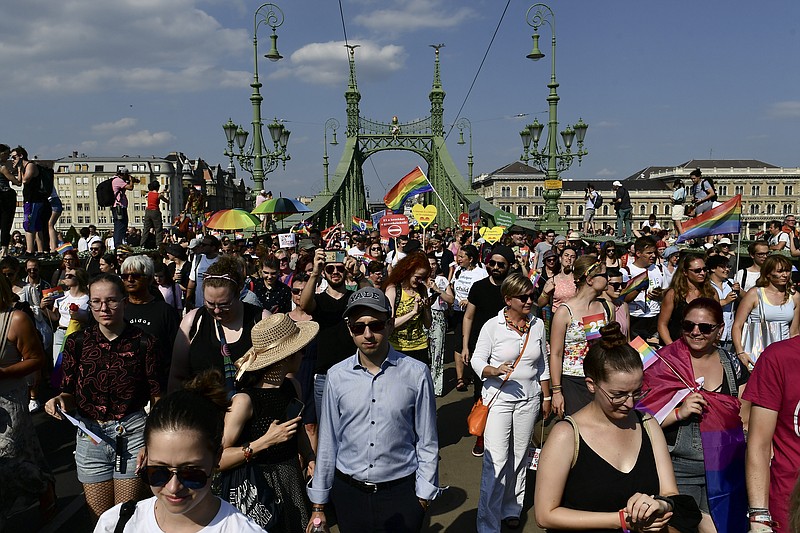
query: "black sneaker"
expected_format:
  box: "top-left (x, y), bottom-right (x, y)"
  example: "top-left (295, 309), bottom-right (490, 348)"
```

top-left (471, 436), bottom-right (484, 457)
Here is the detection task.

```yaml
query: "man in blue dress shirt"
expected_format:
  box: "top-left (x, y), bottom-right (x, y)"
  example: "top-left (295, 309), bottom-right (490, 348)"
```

top-left (307, 286), bottom-right (440, 532)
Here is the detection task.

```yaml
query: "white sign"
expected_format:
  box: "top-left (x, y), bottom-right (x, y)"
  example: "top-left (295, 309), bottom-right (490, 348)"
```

top-left (468, 200), bottom-right (482, 225)
top-left (278, 233), bottom-right (296, 249)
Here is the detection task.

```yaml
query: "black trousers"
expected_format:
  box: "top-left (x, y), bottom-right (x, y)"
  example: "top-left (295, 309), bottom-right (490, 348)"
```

top-left (0, 189), bottom-right (16, 247)
top-left (332, 473), bottom-right (425, 533)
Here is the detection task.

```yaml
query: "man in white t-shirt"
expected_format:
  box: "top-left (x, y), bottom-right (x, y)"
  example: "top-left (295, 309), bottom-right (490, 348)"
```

top-left (768, 220), bottom-right (790, 252)
top-left (623, 236), bottom-right (665, 342)
top-left (348, 234), bottom-right (367, 257)
top-left (735, 241), bottom-right (769, 293)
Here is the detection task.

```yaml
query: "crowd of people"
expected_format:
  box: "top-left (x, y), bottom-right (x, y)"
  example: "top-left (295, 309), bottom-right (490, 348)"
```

top-left (0, 206), bottom-right (799, 532)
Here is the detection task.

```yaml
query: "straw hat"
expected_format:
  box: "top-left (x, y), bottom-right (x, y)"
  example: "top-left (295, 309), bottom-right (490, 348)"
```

top-left (235, 314), bottom-right (319, 380)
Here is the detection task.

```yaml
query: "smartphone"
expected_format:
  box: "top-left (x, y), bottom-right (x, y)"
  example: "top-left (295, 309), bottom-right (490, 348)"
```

top-left (285, 398), bottom-right (304, 421)
top-left (325, 250), bottom-right (346, 263)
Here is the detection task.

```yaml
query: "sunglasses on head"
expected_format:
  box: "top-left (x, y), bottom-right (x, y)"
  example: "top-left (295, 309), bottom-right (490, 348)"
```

top-left (681, 320), bottom-right (719, 334)
top-left (348, 320), bottom-right (387, 335)
top-left (511, 293), bottom-right (535, 303)
top-left (325, 265), bottom-right (346, 274)
top-left (139, 465), bottom-right (210, 489)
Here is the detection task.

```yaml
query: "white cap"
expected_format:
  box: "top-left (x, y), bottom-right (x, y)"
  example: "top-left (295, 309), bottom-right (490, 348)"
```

top-left (718, 237), bottom-right (732, 245)
top-left (612, 180), bottom-right (622, 187)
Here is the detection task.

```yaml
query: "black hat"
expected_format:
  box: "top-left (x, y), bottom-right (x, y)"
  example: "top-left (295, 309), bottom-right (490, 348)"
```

top-left (166, 244), bottom-right (187, 261)
top-left (489, 244), bottom-right (515, 266)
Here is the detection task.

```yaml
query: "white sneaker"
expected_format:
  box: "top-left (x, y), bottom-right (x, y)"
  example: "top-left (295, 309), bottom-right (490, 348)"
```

top-left (28, 399), bottom-right (41, 413)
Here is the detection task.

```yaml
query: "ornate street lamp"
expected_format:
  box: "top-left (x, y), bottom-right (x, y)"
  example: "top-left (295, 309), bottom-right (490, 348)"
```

top-left (322, 118), bottom-right (340, 195)
top-left (455, 117), bottom-right (474, 183)
top-left (222, 3), bottom-right (291, 192)
top-left (519, 3), bottom-right (588, 230)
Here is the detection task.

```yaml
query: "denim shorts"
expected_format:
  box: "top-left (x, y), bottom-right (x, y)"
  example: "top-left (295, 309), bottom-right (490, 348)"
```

top-left (75, 410), bottom-right (146, 484)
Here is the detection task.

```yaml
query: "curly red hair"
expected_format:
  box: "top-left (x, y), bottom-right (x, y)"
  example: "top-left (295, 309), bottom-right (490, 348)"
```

top-left (382, 251), bottom-right (431, 294)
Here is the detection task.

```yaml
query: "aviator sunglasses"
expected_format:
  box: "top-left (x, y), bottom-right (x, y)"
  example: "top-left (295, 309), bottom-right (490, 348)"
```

top-left (139, 465), bottom-right (210, 489)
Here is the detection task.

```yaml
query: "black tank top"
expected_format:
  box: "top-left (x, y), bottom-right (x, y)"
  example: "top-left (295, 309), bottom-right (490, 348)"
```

top-left (188, 303), bottom-right (261, 375)
top-left (550, 413), bottom-right (660, 533)
top-left (239, 380), bottom-right (298, 464)
top-left (667, 299), bottom-right (688, 342)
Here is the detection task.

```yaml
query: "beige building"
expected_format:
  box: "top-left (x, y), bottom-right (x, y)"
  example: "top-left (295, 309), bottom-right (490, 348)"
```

top-left (11, 152), bottom-right (251, 238)
top-left (473, 159), bottom-right (800, 237)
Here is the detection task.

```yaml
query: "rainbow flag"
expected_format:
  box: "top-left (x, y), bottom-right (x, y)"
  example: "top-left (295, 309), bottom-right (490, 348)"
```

top-left (351, 216), bottom-right (373, 232)
top-left (629, 336), bottom-right (658, 369)
top-left (56, 242), bottom-right (74, 255)
top-left (639, 339), bottom-right (748, 532)
top-left (290, 221), bottom-right (311, 235)
top-left (383, 167), bottom-right (433, 212)
top-left (677, 195), bottom-right (742, 243)
top-left (620, 271), bottom-right (648, 298)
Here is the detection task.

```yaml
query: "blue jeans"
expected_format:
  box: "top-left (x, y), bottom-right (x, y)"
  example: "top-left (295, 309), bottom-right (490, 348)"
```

top-left (112, 206), bottom-right (128, 247)
top-left (313, 373), bottom-right (327, 424)
top-left (616, 208), bottom-right (632, 239)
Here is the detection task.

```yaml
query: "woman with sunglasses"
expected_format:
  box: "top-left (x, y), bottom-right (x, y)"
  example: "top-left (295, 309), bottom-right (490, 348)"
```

top-left (169, 255), bottom-right (271, 394)
top-left (535, 322), bottom-right (680, 532)
top-left (46, 274), bottom-right (163, 523)
top-left (367, 242), bottom-right (385, 262)
top-left (537, 247), bottom-right (577, 314)
top-left (550, 255), bottom-right (610, 418)
top-left (50, 248), bottom-right (80, 287)
top-left (658, 254), bottom-right (719, 346)
top-left (732, 254), bottom-right (800, 369)
top-left (383, 251), bottom-right (433, 364)
top-left (471, 274), bottom-right (549, 531)
top-left (94, 370), bottom-right (263, 532)
top-left (641, 298), bottom-right (748, 532)
top-left (600, 268), bottom-right (630, 339)
top-left (41, 266), bottom-right (90, 367)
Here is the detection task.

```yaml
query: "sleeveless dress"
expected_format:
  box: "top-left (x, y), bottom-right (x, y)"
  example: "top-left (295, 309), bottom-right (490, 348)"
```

top-left (0, 309), bottom-right (54, 520)
top-left (748, 288), bottom-right (794, 341)
top-left (560, 304), bottom-right (593, 415)
top-left (188, 303), bottom-right (261, 375)
top-left (389, 288), bottom-right (428, 354)
top-left (239, 380), bottom-right (310, 533)
top-left (550, 413), bottom-right (660, 532)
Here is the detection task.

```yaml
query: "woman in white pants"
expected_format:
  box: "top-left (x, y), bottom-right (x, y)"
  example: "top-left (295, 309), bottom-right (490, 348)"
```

top-left (471, 273), bottom-right (550, 532)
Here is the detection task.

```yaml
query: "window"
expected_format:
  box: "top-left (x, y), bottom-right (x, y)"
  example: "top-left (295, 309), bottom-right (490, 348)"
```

top-left (750, 204), bottom-right (760, 215)
top-left (786, 185), bottom-right (794, 196)
top-left (735, 185), bottom-right (743, 195)
top-left (653, 205), bottom-right (659, 215)
top-left (77, 216), bottom-right (83, 224)
top-left (785, 204), bottom-right (794, 215)
top-left (517, 186), bottom-right (528, 198)
top-left (767, 204), bottom-right (776, 215)
top-left (153, 165), bottom-right (160, 172)
top-left (603, 205), bottom-right (609, 216)
top-left (84, 203), bottom-right (90, 211)
top-left (665, 205), bottom-right (671, 215)
top-left (501, 186), bottom-right (511, 197)
top-left (58, 165), bottom-right (69, 173)
top-left (752, 185), bottom-right (760, 196)
top-left (534, 186), bottom-right (543, 196)
top-left (578, 205), bottom-right (584, 216)
top-left (500, 204), bottom-right (512, 213)
top-left (534, 205), bottom-right (544, 216)
top-left (95, 165), bottom-right (104, 172)
top-left (565, 205), bottom-right (571, 216)
top-left (768, 185), bottom-right (777, 195)
top-left (135, 217), bottom-right (141, 224)
top-left (77, 203), bottom-right (83, 211)
top-left (517, 205), bottom-right (528, 217)
top-left (640, 205), bottom-right (646, 215)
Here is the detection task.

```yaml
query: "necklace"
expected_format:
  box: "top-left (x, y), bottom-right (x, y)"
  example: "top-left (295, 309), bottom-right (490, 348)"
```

top-left (504, 308), bottom-right (529, 335)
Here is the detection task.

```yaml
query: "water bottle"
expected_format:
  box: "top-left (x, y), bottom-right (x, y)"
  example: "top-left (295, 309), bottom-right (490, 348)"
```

top-left (309, 517), bottom-right (328, 532)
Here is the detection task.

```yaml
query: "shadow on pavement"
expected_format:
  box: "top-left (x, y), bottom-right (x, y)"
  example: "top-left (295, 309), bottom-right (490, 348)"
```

top-left (436, 394), bottom-right (472, 449)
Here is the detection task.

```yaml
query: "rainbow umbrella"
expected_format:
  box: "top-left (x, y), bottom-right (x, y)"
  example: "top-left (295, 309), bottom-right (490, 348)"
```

top-left (205, 208), bottom-right (261, 230)
top-left (251, 197), bottom-right (312, 218)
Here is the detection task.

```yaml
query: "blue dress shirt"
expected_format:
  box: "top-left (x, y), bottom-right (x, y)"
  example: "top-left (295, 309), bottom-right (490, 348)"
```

top-left (308, 347), bottom-right (440, 503)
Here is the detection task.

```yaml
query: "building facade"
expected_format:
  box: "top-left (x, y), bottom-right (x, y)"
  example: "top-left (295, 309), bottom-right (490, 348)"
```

top-left (473, 159), bottom-right (800, 237)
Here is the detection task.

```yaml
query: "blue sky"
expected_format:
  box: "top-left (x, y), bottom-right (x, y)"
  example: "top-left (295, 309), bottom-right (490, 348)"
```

top-left (3, 0), bottom-right (800, 203)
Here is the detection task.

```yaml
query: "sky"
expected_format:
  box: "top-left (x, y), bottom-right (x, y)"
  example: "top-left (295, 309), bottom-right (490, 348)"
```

top-left (3, 0), bottom-right (800, 204)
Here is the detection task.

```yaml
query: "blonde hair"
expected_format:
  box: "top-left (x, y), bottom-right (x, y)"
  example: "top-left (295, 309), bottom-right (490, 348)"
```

top-left (756, 254), bottom-right (795, 303)
top-left (501, 273), bottom-right (533, 299)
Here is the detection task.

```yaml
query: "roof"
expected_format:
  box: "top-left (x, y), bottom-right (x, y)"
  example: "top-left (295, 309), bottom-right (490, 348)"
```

top-left (488, 161), bottom-right (543, 176)
top-left (680, 159), bottom-right (778, 169)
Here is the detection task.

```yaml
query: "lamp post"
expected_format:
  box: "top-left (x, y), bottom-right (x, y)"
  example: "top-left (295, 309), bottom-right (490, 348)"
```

top-left (455, 117), bottom-right (473, 183)
top-left (322, 118), bottom-right (339, 195)
top-left (222, 3), bottom-right (291, 193)
top-left (519, 3), bottom-right (587, 231)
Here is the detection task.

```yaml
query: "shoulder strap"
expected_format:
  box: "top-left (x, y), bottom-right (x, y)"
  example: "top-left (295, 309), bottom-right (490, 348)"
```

top-left (189, 309), bottom-right (204, 343)
top-left (562, 303), bottom-right (574, 319)
top-left (564, 416), bottom-right (580, 468)
top-left (486, 331), bottom-right (532, 409)
top-left (394, 284), bottom-right (402, 318)
top-left (596, 298), bottom-right (612, 322)
top-left (0, 309), bottom-right (14, 358)
top-left (717, 348), bottom-right (740, 398)
top-left (114, 500), bottom-right (137, 533)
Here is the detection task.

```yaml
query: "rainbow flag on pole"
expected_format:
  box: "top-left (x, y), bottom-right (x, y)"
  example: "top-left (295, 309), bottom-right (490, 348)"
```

top-left (351, 216), bottom-right (373, 232)
top-left (56, 242), bottom-right (74, 255)
top-left (677, 195), bottom-right (742, 243)
top-left (383, 167), bottom-right (434, 212)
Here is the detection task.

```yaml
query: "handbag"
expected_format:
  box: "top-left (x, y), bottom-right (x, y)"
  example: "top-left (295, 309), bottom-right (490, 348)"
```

top-left (742, 288), bottom-right (783, 365)
top-left (467, 331), bottom-right (531, 436)
top-left (215, 462), bottom-right (281, 530)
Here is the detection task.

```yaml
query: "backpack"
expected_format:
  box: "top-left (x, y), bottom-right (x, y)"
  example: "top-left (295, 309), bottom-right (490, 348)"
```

top-left (96, 178), bottom-right (116, 208)
top-left (35, 164), bottom-right (55, 201)
top-left (593, 191), bottom-right (603, 209)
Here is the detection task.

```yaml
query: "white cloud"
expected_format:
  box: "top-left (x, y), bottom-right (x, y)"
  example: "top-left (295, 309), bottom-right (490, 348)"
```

top-left (593, 121), bottom-right (620, 128)
top-left (0, 0), bottom-right (249, 94)
top-left (596, 168), bottom-right (615, 177)
top-left (767, 101), bottom-right (800, 119)
top-left (354, 0), bottom-right (475, 35)
top-left (108, 130), bottom-right (176, 149)
top-left (270, 41), bottom-right (406, 86)
top-left (92, 118), bottom-right (138, 133)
